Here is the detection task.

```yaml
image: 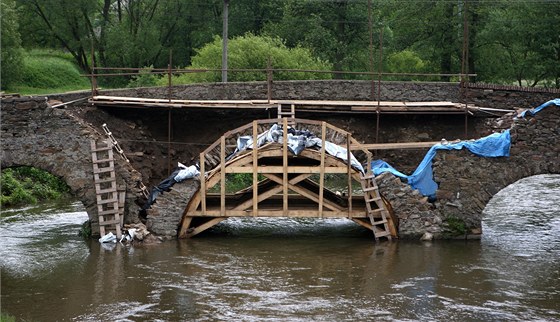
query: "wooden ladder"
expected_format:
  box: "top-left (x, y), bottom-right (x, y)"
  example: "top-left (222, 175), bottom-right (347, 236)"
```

top-left (277, 103), bottom-right (296, 125)
top-left (360, 173), bottom-right (392, 241)
top-left (102, 123), bottom-right (149, 199)
top-left (91, 139), bottom-right (122, 239)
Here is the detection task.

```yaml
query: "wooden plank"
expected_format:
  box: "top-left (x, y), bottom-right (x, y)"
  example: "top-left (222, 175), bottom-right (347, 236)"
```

top-left (319, 122), bottom-right (326, 217)
top-left (186, 217), bottom-right (227, 238)
top-left (354, 141), bottom-right (441, 150)
top-left (346, 133), bottom-right (352, 219)
top-left (264, 174), bottom-right (344, 212)
top-left (220, 136), bottom-right (226, 216)
top-left (282, 117), bottom-right (288, 216)
top-left (188, 209), bottom-right (367, 218)
top-left (200, 152), bottom-right (206, 215)
top-left (224, 166), bottom-right (350, 174)
top-left (252, 121), bottom-right (258, 217)
top-left (178, 216), bottom-right (193, 238)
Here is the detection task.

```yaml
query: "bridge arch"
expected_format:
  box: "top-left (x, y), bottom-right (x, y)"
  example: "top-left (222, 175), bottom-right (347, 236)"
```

top-left (375, 102), bottom-right (560, 239)
top-left (144, 118), bottom-right (396, 239)
top-left (1, 97), bottom-right (145, 235)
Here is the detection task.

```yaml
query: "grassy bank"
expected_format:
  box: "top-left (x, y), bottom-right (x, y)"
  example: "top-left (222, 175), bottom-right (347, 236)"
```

top-left (4, 49), bottom-right (90, 95)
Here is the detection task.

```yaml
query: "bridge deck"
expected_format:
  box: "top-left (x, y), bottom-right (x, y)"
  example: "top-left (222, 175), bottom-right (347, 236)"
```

top-left (90, 95), bottom-right (503, 115)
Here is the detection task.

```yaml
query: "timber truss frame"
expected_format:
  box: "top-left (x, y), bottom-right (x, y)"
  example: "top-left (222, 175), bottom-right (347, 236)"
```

top-left (178, 118), bottom-right (396, 240)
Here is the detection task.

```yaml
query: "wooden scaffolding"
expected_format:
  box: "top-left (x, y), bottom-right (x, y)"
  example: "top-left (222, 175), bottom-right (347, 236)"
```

top-left (178, 118), bottom-right (396, 241)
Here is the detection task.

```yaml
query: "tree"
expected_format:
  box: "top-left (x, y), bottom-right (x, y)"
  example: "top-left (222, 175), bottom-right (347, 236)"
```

top-left (170, 34), bottom-right (332, 83)
top-left (263, 0), bottom-right (375, 77)
top-left (477, 1), bottom-right (560, 87)
top-left (1, 0), bottom-right (24, 89)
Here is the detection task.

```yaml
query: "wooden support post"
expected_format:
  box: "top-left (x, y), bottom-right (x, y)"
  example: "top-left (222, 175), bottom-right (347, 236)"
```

top-left (319, 122), bottom-right (326, 217)
top-left (252, 121), bottom-right (258, 217)
top-left (200, 152), bottom-right (206, 215)
top-left (282, 117), bottom-right (288, 215)
top-left (220, 136), bottom-right (226, 215)
top-left (346, 133), bottom-right (353, 218)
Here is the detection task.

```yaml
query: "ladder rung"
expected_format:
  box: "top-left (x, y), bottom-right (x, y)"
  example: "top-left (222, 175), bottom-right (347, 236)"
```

top-left (365, 196), bottom-right (381, 203)
top-left (371, 219), bottom-right (388, 225)
top-left (94, 177), bottom-right (116, 184)
top-left (90, 146), bottom-right (113, 152)
top-left (99, 219), bottom-right (121, 226)
top-left (97, 197), bottom-right (118, 205)
top-left (93, 158), bottom-right (113, 164)
top-left (367, 208), bottom-right (383, 214)
top-left (363, 186), bottom-right (378, 192)
top-left (374, 230), bottom-right (391, 238)
top-left (96, 187), bottom-right (117, 194)
top-left (93, 166), bottom-right (114, 174)
top-left (98, 209), bottom-right (119, 216)
top-left (360, 174), bottom-right (376, 180)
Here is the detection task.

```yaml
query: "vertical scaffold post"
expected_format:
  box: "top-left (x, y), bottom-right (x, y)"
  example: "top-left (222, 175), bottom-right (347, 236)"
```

top-left (200, 152), bottom-right (206, 215)
top-left (319, 122), bottom-right (326, 217)
top-left (220, 136), bottom-right (226, 215)
top-left (282, 117), bottom-right (288, 216)
top-left (346, 133), bottom-right (353, 218)
top-left (252, 121), bottom-right (258, 217)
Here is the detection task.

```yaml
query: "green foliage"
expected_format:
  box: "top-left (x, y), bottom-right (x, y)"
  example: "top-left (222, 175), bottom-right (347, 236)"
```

top-left (1, 167), bottom-right (70, 207)
top-left (12, 0), bottom-right (560, 88)
top-left (0, 312), bottom-right (16, 322)
top-left (444, 216), bottom-right (467, 237)
top-left (5, 49), bottom-right (90, 94)
top-left (164, 34), bottom-right (332, 84)
top-left (127, 65), bottom-right (160, 88)
top-left (1, 0), bottom-right (24, 89)
top-left (78, 220), bottom-right (92, 238)
top-left (386, 50), bottom-right (427, 81)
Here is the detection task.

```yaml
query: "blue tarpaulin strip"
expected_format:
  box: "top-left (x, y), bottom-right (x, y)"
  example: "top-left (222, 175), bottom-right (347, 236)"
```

top-left (372, 130), bottom-right (511, 198)
top-left (372, 98), bottom-right (560, 198)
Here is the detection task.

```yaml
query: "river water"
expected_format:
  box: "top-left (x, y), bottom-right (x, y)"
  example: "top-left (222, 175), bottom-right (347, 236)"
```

top-left (1, 175), bottom-right (559, 321)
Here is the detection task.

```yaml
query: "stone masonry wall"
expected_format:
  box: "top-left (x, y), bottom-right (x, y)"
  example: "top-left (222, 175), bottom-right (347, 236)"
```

top-left (49, 81), bottom-right (558, 111)
top-left (376, 104), bottom-right (560, 239)
top-left (1, 97), bottom-right (145, 234)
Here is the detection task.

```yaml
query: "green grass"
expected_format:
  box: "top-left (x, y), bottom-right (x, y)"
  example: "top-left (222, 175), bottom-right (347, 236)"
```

top-left (0, 312), bottom-right (16, 322)
top-left (5, 49), bottom-right (91, 95)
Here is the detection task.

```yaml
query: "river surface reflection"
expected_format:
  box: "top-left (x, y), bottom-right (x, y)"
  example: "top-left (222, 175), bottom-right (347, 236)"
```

top-left (1, 175), bottom-right (559, 321)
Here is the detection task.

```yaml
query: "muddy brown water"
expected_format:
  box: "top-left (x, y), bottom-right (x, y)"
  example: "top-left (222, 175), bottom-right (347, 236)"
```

top-left (1, 175), bottom-right (559, 321)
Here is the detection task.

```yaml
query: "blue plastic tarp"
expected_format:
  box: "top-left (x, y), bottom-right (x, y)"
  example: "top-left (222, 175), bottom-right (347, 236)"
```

top-left (372, 130), bottom-right (511, 198)
top-left (371, 98), bottom-right (559, 199)
top-left (519, 98), bottom-right (560, 117)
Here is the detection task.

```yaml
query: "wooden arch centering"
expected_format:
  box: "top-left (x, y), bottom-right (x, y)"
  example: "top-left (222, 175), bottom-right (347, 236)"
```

top-left (178, 118), bottom-right (396, 239)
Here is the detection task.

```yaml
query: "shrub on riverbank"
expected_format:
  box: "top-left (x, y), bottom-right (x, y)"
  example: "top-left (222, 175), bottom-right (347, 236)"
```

top-left (0, 167), bottom-right (70, 207)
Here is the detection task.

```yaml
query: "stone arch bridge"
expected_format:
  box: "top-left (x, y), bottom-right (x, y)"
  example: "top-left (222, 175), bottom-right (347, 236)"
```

top-left (1, 96), bottom-right (558, 239)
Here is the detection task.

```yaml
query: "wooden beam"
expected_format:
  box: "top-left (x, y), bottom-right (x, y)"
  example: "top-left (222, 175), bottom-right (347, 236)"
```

top-left (200, 152), bottom-right (206, 215)
top-left (264, 174), bottom-right (344, 212)
top-left (346, 133), bottom-right (352, 218)
top-left (283, 117), bottom-right (288, 216)
top-left (354, 141), bottom-right (441, 150)
top-left (186, 217), bottom-right (227, 238)
top-left (252, 121), bottom-right (258, 217)
top-left (220, 136), bottom-right (226, 216)
top-left (178, 216), bottom-right (194, 238)
top-left (319, 122), bottom-right (326, 217)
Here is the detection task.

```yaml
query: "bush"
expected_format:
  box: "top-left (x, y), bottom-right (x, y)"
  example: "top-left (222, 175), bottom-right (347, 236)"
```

top-left (0, 167), bottom-right (70, 207)
top-left (163, 34), bottom-right (332, 85)
top-left (127, 65), bottom-right (160, 88)
top-left (6, 49), bottom-right (90, 94)
top-left (386, 50), bottom-right (428, 81)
